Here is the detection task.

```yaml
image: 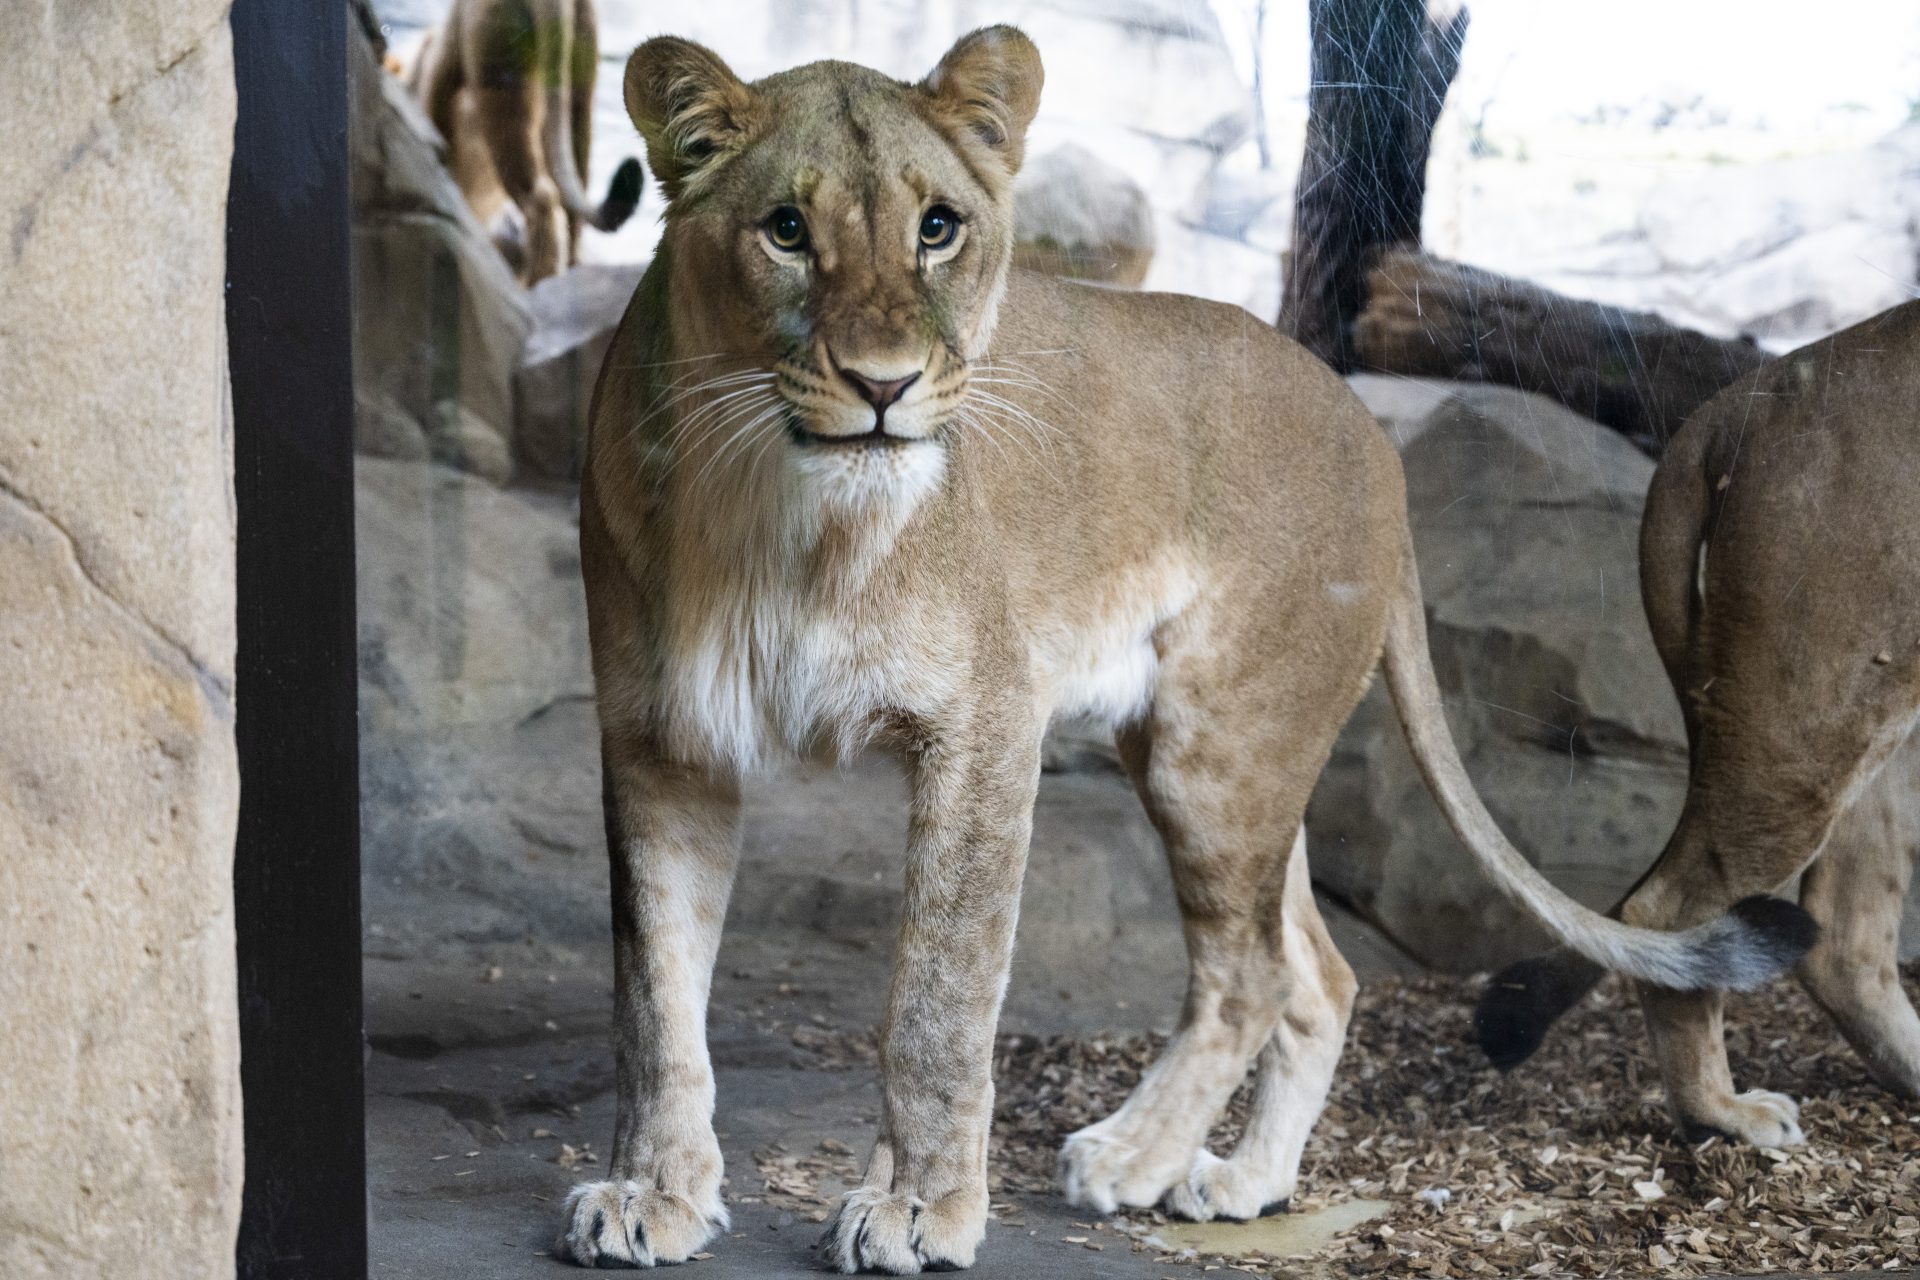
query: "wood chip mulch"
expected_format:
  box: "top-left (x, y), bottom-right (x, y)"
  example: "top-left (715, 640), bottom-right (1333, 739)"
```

top-left (987, 967), bottom-right (1920, 1276)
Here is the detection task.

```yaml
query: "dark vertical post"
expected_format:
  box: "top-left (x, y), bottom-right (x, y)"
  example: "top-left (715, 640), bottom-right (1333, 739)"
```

top-left (228, 2), bottom-right (366, 1278)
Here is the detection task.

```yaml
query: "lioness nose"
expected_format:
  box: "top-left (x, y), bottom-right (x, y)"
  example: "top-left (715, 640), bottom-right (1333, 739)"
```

top-left (839, 368), bottom-right (920, 413)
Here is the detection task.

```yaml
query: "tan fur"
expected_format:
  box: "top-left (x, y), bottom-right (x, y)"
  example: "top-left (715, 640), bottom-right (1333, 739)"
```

top-left (1610, 301), bottom-right (1920, 1145)
top-left (558, 29), bottom-right (1807, 1271)
top-left (410, 0), bottom-right (639, 283)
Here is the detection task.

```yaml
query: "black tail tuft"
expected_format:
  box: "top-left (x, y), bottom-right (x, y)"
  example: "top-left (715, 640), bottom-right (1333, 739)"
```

top-left (1472, 950), bottom-right (1607, 1070)
top-left (1728, 893), bottom-right (1819, 970)
top-left (597, 157), bottom-right (644, 231)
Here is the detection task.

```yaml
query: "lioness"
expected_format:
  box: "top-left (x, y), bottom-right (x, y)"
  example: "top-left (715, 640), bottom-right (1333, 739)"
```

top-left (410, 0), bottom-right (642, 283)
top-left (562, 28), bottom-right (1811, 1271)
top-left (1477, 300), bottom-right (1920, 1146)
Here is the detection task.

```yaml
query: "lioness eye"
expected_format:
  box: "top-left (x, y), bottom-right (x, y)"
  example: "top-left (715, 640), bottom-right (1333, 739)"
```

top-left (919, 204), bottom-right (961, 250)
top-left (765, 206), bottom-right (809, 252)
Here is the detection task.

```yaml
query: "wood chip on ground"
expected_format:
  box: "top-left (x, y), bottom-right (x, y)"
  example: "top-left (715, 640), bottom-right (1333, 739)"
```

top-left (986, 966), bottom-right (1920, 1276)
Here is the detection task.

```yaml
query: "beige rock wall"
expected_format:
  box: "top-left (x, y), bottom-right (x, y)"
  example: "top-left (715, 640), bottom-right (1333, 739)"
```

top-left (0, 4), bottom-right (242, 1277)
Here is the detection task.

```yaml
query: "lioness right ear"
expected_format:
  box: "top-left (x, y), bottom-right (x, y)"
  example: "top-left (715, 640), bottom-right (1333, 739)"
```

top-left (624, 38), bottom-right (766, 202)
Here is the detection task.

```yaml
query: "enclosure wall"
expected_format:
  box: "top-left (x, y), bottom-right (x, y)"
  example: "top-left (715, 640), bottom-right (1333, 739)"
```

top-left (0, 5), bottom-right (243, 1276)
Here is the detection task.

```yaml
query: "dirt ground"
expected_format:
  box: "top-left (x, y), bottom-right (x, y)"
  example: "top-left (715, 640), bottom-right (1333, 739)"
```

top-left (363, 754), bottom-right (1919, 1277)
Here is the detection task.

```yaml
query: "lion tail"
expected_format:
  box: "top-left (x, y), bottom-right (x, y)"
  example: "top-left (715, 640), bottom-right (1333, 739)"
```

top-left (540, 13), bottom-right (642, 235)
top-left (1471, 417), bottom-right (1752, 1068)
top-left (1380, 523), bottom-right (1815, 992)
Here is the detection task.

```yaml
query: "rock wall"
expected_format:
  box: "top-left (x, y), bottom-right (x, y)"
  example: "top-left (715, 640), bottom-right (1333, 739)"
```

top-left (1435, 124), bottom-right (1920, 356)
top-left (351, 25), bottom-right (530, 487)
top-left (0, 5), bottom-right (242, 1277)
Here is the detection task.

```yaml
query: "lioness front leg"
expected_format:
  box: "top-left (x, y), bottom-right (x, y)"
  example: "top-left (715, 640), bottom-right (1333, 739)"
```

top-left (556, 747), bottom-right (740, 1267)
top-left (822, 713), bottom-right (1041, 1274)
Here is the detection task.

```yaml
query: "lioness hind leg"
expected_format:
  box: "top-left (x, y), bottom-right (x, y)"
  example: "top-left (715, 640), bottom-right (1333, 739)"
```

top-left (1619, 802), bottom-right (1828, 1147)
top-left (1164, 829), bottom-right (1353, 1222)
top-left (1059, 601), bottom-right (1361, 1215)
top-left (1797, 766), bottom-right (1920, 1099)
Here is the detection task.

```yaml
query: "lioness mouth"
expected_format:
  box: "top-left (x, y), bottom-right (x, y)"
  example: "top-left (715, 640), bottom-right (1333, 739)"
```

top-left (788, 422), bottom-right (916, 449)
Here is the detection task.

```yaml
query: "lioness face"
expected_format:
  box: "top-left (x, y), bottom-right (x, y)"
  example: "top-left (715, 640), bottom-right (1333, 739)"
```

top-left (625, 30), bottom-right (1042, 506)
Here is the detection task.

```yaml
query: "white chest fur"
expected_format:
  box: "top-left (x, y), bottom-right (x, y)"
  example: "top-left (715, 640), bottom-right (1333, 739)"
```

top-left (656, 444), bottom-right (955, 774)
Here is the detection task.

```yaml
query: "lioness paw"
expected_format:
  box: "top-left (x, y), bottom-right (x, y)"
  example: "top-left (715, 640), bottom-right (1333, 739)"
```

top-left (1163, 1149), bottom-right (1293, 1222)
top-left (1681, 1089), bottom-right (1805, 1148)
top-left (820, 1186), bottom-right (981, 1274)
top-left (554, 1179), bottom-right (728, 1268)
top-left (1057, 1123), bottom-right (1195, 1214)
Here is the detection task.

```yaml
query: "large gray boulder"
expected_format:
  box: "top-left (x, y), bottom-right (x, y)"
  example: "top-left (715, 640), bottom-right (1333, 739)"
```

top-left (1305, 379), bottom-right (1687, 973)
top-left (1014, 145), bottom-right (1156, 287)
top-left (356, 457), bottom-right (602, 951)
top-left (349, 26), bottom-right (528, 485)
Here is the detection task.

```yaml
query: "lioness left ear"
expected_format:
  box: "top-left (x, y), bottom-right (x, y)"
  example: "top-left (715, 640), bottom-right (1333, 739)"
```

top-left (624, 37), bottom-right (767, 202)
top-left (920, 26), bottom-right (1044, 178)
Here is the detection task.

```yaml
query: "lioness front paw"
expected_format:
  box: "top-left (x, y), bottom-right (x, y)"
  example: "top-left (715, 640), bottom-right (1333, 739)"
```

top-left (1058, 1122), bottom-right (1196, 1214)
top-left (820, 1185), bottom-right (983, 1274)
top-left (1680, 1089), bottom-right (1805, 1148)
top-left (554, 1179), bottom-right (729, 1268)
top-left (1163, 1149), bottom-right (1291, 1222)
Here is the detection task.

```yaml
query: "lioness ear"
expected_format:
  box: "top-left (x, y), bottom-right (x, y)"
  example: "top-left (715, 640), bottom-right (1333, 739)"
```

top-left (624, 37), bottom-right (766, 202)
top-left (920, 26), bottom-right (1044, 178)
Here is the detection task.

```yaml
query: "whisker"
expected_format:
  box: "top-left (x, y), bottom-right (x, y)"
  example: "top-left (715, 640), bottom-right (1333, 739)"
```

top-left (622, 373), bottom-right (776, 450)
top-left (608, 351), bottom-right (745, 371)
top-left (664, 388), bottom-right (782, 476)
top-left (694, 397), bottom-right (787, 487)
top-left (965, 389), bottom-right (1063, 451)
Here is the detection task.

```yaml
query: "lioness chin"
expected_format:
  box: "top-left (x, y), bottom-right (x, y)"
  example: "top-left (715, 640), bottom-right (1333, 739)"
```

top-left (560, 26), bottom-right (1812, 1272)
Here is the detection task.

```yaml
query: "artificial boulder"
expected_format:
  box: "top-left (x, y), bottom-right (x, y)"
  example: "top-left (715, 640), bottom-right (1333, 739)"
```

top-left (1014, 145), bottom-right (1156, 287)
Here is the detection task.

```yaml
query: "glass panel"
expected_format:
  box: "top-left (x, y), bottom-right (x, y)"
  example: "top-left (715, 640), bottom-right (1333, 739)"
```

top-left (348, 1), bottom-right (1920, 1273)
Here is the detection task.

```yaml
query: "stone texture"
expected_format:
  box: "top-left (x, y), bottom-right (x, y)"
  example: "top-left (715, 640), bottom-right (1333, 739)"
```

top-left (349, 24), bottom-right (529, 485)
top-left (356, 457), bottom-right (601, 949)
top-left (1014, 144), bottom-right (1156, 287)
top-left (0, 4), bottom-right (241, 1276)
top-left (1306, 379), bottom-right (1687, 972)
top-left (514, 263), bottom-right (647, 483)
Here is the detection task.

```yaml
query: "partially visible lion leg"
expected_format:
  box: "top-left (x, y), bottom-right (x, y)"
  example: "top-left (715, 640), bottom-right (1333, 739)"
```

top-left (554, 741), bottom-right (741, 1267)
top-left (474, 83), bottom-right (566, 283)
top-left (1164, 827), bottom-right (1353, 1222)
top-left (1797, 762), bottom-right (1920, 1099)
top-left (1060, 602), bottom-right (1355, 1214)
top-left (566, 0), bottom-right (600, 263)
top-left (1634, 985), bottom-right (1805, 1146)
top-left (1616, 785), bottom-right (1842, 1146)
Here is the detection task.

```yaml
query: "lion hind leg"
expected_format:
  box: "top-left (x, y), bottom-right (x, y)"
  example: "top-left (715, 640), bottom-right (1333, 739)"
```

top-left (1164, 829), bottom-right (1353, 1222)
top-left (1797, 765), bottom-right (1920, 1099)
top-left (1060, 592), bottom-right (1367, 1214)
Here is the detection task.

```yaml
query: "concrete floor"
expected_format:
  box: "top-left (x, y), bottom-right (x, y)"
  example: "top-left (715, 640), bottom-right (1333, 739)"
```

top-left (365, 756), bottom-right (1419, 1277)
